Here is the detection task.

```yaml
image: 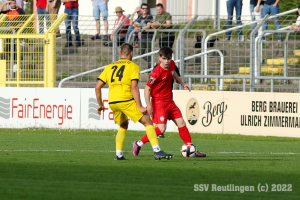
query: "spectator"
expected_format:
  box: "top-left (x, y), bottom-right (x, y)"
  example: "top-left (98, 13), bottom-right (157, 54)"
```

top-left (109, 6), bottom-right (130, 46)
top-left (250, 0), bottom-right (265, 30)
top-left (124, 6), bottom-right (142, 44)
top-left (135, 3), bottom-right (153, 68)
top-left (0, 0), bottom-right (25, 73)
top-left (47, 0), bottom-right (62, 39)
top-left (36, 0), bottom-right (50, 33)
top-left (62, 0), bottom-right (82, 47)
top-left (262, 0), bottom-right (282, 41)
top-left (151, 3), bottom-right (174, 48)
top-left (91, 0), bottom-right (108, 40)
top-left (3, 0), bottom-right (27, 11)
top-left (225, 0), bottom-right (244, 41)
top-left (291, 5), bottom-right (300, 31)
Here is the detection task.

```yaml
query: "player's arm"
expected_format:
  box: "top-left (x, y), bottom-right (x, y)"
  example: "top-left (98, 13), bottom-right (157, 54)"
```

top-left (95, 79), bottom-right (106, 115)
top-left (144, 85), bottom-right (153, 116)
top-left (131, 80), bottom-right (147, 114)
top-left (173, 71), bottom-right (191, 92)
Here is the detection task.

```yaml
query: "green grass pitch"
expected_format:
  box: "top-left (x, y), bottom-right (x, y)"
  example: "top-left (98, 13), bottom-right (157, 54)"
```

top-left (0, 128), bottom-right (299, 200)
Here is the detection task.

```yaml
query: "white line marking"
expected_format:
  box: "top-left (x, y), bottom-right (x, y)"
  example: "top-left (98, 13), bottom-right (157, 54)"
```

top-left (0, 150), bottom-right (298, 154)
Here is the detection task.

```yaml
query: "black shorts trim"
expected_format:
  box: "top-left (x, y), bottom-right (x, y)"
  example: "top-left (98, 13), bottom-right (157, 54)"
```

top-left (109, 98), bottom-right (134, 104)
top-left (98, 78), bottom-right (106, 84)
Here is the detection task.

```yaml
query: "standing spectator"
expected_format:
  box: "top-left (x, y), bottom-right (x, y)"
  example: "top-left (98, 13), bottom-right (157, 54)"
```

top-left (47, 0), bottom-right (62, 38)
top-left (225, 0), bottom-right (244, 41)
top-left (124, 6), bottom-right (142, 44)
top-left (151, 3), bottom-right (174, 48)
top-left (135, 3), bottom-right (153, 68)
top-left (0, 0), bottom-right (25, 73)
top-left (250, 0), bottom-right (265, 37)
top-left (91, 0), bottom-right (108, 40)
top-left (109, 6), bottom-right (130, 46)
top-left (3, 0), bottom-right (27, 11)
top-left (36, 0), bottom-right (50, 33)
top-left (62, 0), bottom-right (82, 47)
top-left (262, 0), bottom-right (282, 41)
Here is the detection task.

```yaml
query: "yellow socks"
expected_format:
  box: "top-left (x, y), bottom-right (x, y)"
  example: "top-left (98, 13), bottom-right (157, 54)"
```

top-left (116, 127), bottom-right (127, 157)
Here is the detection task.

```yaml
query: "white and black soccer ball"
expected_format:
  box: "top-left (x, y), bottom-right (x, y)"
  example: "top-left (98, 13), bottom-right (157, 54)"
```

top-left (181, 143), bottom-right (197, 157)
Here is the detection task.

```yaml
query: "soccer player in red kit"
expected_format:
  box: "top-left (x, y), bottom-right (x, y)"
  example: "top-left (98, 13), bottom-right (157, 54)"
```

top-left (132, 47), bottom-right (206, 157)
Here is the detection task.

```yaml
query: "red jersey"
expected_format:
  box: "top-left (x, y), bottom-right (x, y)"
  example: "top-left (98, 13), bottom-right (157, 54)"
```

top-left (65, 0), bottom-right (79, 8)
top-left (146, 60), bottom-right (176, 102)
top-left (36, 0), bottom-right (47, 9)
top-left (113, 15), bottom-right (130, 35)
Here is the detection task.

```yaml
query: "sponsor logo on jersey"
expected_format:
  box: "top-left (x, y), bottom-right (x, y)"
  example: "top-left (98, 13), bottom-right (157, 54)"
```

top-left (160, 116), bottom-right (165, 122)
top-left (149, 76), bottom-right (156, 84)
top-left (186, 98), bottom-right (199, 126)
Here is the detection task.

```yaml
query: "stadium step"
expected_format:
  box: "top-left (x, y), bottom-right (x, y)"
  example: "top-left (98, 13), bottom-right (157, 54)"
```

top-left (266, 58), bottom-right (300, 65)
top-left (192, 84), bottom-right (229, 91)
top-left (211, 74), bottom-right (250, 83)
top-left (294, 50), bottom-right (300, 56)
top-left (239, 66), bottom-right (288, 74)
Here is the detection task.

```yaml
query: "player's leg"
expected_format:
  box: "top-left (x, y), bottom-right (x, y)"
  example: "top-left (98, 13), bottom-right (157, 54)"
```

top-left (138, 124), bottom-right (166, 146)
top-left (133, 101), bottom-right (168, 155)
top-left (170, 103), bottom-right (206, 157)
top-left (139, 115), bottom-right (173, 160)
top-left (174, 117), bottom-right (206, 157)
top-left (109, 103), bottom-right (128, 160)
top-left (133, 103), bottom-right (168, 150)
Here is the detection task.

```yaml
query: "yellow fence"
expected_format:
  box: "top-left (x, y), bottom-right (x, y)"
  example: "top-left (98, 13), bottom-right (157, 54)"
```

top-left (0, 13), bottom-right (67, 87)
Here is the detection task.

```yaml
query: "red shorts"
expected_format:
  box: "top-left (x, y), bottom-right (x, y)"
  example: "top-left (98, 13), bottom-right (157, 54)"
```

top-left (152, 100), bottom-right (182, 124)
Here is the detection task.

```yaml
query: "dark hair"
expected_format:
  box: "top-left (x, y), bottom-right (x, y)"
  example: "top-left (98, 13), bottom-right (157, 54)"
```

top-left (141, 3), bottom-right (149, 8)
top-left (159, 47), bottom-right (173, 58)
top-left (297, 6), bottom-right (300, 16)
top-left (120, 43), bottom-right (133, 56)
top-left (156, 3), bottom-right (163, 9)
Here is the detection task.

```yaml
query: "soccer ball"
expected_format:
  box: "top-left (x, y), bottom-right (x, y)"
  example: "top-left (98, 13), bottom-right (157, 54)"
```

top-left (181, 143), bottom-right (197, 157)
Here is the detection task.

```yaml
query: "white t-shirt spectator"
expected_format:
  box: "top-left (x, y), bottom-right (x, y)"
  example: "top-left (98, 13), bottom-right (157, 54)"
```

top-left (296, 16), bottom-right (300, 26)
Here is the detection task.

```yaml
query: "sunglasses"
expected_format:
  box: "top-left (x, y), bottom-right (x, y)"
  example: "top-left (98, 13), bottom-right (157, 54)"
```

top-left (142, 8), bottom-right (149, 10)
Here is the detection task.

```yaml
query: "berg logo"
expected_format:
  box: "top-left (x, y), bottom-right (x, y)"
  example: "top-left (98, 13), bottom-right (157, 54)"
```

top-left (88, 98), bottom-right (100, 120)
top-left (0, 97), bottom-right (10, 119)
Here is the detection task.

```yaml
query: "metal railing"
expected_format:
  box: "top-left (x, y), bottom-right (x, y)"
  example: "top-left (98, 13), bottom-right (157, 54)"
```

top-left (58, 50), bottom-right (159, 88)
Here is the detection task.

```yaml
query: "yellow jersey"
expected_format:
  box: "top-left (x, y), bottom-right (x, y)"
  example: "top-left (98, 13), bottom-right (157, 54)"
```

top-left (98, 59), bottom-right (140, 104)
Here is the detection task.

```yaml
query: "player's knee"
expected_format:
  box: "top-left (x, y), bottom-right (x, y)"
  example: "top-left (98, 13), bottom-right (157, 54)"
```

top-left (140, 114), bottom-right (153, 127)
top-left (177, 119), bottom-right (186, 128)
top-left (120, 120), bottom-right (128, 129)
top-left (159, 126), bottom-right (166, 133)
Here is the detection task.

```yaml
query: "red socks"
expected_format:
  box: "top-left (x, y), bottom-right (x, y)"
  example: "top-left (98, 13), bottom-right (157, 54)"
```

top-left (140, 126), bottom-right (162, 144)
top-left (178, 126), bottom-right (192, 144)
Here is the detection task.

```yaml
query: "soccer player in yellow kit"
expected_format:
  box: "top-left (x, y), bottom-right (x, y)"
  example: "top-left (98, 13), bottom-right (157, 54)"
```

top-left (95, 43), bottom-right (173, 160)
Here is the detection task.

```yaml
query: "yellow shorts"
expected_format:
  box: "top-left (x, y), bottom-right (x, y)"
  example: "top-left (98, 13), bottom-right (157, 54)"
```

top-left (109, 100), bottom-right (144, 126)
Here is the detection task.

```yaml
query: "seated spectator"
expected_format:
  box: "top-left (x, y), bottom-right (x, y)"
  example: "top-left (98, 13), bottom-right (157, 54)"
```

top-left (124, 6), bottom-right (142, 44)
top-left (135, 3), bottom-right (153, 68)
top-left (62, 0), bottom-right (83, 47)
top-left (151, 3), bottom-right (174, 48)
top-left (291, 6), bottom-right (300, 31)
top-left (262, 0), bottom-right (282, 41)
top-left (109, 6), bottom-right (130, 46)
